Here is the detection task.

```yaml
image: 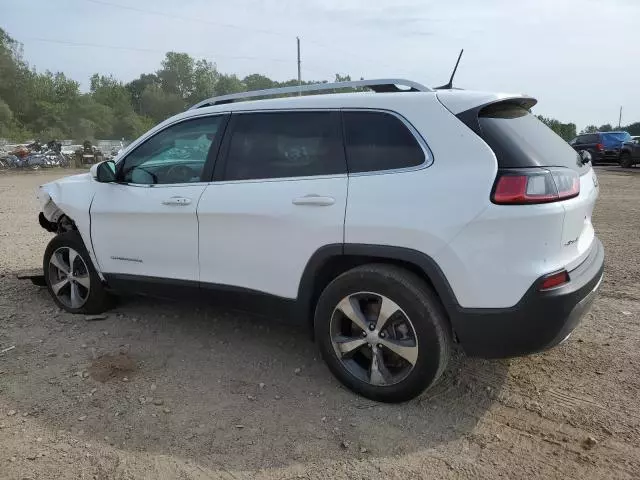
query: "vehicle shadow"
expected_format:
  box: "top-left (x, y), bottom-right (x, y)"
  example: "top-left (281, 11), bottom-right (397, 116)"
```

top-left (2, 283), bottom-right (509, 472)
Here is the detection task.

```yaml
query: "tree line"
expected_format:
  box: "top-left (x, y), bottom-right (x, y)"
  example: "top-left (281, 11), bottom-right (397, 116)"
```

top-left (1, 28), bottom-right (638, 143)
top-left (536, 116), bottom-right (640, 141)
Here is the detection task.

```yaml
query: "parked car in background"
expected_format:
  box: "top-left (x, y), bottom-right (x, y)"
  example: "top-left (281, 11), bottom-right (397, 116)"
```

top-left (619, 137), bottom-right (640, 168)
top-left (569, 131), bottom-right (632, 164)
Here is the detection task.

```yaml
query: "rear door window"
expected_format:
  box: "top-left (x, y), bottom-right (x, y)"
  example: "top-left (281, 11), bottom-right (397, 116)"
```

top-left (478, 104), bottom-right (589, 174)
top-left (342, 111), bottom-right (426, 173)
top-left (222, 111), bottom-right (345, 181)
top-left (576, 134), bottom-right (599, 144)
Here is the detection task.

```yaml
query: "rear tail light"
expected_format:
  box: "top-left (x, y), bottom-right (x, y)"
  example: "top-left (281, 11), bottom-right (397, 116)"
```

top-left (595, 143), bottom-right (604, 152)
top-left (492, 168), bottom-right (580, 205)
top-left (539, 270), bottom-right (569, 291)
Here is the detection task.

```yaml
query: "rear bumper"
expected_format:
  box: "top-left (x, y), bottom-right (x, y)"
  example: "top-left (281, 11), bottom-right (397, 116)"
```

top-left (451, 238), bottom-right (604, 358)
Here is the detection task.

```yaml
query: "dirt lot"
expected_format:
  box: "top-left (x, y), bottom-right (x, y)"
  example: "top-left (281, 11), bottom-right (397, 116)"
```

top-left (1, 168), bottom-right (639, 479)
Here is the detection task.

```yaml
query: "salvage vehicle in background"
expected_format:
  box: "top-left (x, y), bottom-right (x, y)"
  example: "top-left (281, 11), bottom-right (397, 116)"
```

top-left (619, 137), bottom-right (640, 168)
top-left (35, 79), bottom-right (604, 402)
top-left (569, 131), bottom-right (632, 164)
top-left (74, 140), bottom-right (104, 167)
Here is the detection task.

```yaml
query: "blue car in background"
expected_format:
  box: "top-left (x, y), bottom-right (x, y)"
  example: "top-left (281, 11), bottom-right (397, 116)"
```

top-left (569, 131), bottom-right (632, 164)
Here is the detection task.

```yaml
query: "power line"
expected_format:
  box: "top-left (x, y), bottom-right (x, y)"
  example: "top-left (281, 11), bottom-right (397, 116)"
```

top-left (80, 0), bottom-right (292, 39)
top-left (23, 37), bottom-right (293, 63)
top-left (73, 0), bottom-right (403, 73)
top-left (20, 36), bottom-right (335, 79)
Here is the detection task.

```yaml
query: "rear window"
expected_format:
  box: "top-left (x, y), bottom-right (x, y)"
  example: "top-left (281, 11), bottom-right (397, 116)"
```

top-left (478, 104), bottom-right (588, 175)
top-left (601, 132), bottom-right (632, 148)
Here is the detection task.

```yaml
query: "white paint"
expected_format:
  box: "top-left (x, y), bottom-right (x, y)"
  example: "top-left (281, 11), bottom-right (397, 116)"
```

top-left (37, 88), bottom-right (599, 310)
top-left (90, 182), bottom-right (206, 280)
top-left (198, 176), bottom-right (347, 297)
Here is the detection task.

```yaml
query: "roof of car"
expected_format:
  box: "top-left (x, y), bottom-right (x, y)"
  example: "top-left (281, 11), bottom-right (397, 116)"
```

top-left (114, 83), bottom-right (535, 163)
top-left (168, 89), bottom-right (533, 122)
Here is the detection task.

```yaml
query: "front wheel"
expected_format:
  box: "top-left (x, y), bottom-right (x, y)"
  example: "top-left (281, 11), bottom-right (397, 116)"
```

top-left (620, 152), bottom-right (633, 168)
top-left (43, 231), bottom-right (113, 314)
top-left (314, 264), bottom-right (452, 403)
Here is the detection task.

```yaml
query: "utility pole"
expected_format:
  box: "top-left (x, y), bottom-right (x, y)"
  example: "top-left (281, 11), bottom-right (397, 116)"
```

top-left (618, 106), bottom-right (623, 129)
top-left (297, 36), bottom-right (301, 96)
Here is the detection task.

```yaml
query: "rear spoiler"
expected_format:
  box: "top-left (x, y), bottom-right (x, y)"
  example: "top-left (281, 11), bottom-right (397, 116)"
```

top-left (450, 97), bottom-right (538, 137)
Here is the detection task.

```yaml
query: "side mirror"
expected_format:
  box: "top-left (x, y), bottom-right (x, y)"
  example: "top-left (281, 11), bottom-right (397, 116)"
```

top-left (580, 150), bottom-right (592, 164)
top-left (90, 160), bottom-right (116, 183)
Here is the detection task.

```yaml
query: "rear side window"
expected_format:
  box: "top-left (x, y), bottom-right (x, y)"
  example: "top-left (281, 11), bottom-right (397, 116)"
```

top-left (576, 134), bottom-right (599, 144)
top-left (478, 104), bottom-right (588, 175)
top-left (343, 111), bottom-right (425, 173)
top-left (223, 111), bottom-right (345, 181)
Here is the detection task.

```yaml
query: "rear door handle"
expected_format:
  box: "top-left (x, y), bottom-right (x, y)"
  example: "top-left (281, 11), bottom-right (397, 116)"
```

top-left (292, 195), bottom-right (335, 206)
top-left (162, 196), bottom-right (192, 206)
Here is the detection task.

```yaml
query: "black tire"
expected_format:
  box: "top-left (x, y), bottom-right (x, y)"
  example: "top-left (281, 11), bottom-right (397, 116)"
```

top-left (314, 264), bottom-right (452, 403)
top-left (43, 231), bottom-right (113, 314)
top-left (620, 152), bottom-right (633, 168)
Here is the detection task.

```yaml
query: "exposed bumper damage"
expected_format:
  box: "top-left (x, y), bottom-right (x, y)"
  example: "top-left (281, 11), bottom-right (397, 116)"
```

top-left (40, 196), bottom-right (65, 224)
top-left (36, 173), bottom-right (103, 278)
top-left (37, 173), bottom-right (93, 232)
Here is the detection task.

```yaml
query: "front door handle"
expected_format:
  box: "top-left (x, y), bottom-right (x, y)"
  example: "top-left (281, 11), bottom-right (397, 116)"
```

top-left (162, 196), bottom-right (192, 206)
top-left (292, 195), bottom-right (335, 206)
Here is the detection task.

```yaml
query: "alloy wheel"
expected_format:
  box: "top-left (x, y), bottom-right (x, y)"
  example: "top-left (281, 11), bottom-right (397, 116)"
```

top-left (48, 246), bottom-right (91, 309)
top-left (330, 292), bottom-right (419, 386)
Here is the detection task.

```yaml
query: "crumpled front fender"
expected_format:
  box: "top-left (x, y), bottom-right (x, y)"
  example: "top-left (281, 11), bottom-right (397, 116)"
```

top-left (37, 173), bottom-right (103, 277)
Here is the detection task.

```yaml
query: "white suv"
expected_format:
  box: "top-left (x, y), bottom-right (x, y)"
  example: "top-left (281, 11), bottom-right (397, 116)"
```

top-left (37, 79), bottom-right (604, 402)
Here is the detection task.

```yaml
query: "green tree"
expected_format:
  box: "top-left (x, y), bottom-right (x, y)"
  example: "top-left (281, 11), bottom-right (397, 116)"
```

top-left (624, 122), bottom-right (640, 136)
top-left (215, 74), bottom-right (244, 96)
top-left (140, 84), bottom-right (184, 123)
top-left (69, 95), bottom-right (115, 139)
top-left (0, 28), bottom-right (31, 118)
top-left (598, 124), bottom-right (613, 132)
top-left (581, 125), bottom-right (598, 134)
top-left (158, 52), bottom-right (194, 99)
top-left (243, 73), bottom-right (275, 92)
top-left (0, 98), bottom-right (13, 127)
top-left (536, 115), bottom-right (576, 141)
top-left (90, 74), bottom-right (131, 111)
top-left (189, 59), bottom-right (219, 105)
top-left (126, 73), bottom-right (159, 113)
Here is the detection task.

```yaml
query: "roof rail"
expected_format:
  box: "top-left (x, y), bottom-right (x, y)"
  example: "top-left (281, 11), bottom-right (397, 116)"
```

top-left (188, 78), bottom-right (432, 110)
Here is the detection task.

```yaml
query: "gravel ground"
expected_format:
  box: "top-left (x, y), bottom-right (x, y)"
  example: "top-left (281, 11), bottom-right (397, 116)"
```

top-left (0, 168), bottom-right (639, 479)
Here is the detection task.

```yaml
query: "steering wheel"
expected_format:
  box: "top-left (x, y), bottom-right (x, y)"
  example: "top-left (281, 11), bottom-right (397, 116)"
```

top-left (166, 164), bottom-right (196, 183)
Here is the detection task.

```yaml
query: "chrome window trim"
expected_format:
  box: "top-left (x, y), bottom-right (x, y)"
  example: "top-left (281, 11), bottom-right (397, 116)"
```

top-left (341, 108), bottom-right (434, 177)
top-left (212, 108), bottom-right (433, 184)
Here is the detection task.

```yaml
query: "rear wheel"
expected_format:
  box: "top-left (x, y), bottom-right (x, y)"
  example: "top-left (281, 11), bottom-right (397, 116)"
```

top-left (43, 231), bottom-right (113, 314)
top-left (620, 152), bottom-right (633, 168)
top-left (314, 264), bottom-right (451, 403)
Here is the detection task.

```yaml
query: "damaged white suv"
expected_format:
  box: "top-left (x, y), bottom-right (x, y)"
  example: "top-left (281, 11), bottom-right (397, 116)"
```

top-left (37, 79), bottom-right (604, 402)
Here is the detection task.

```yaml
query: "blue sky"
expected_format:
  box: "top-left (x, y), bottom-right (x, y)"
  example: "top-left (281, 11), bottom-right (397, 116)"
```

top-left (2, 0), bottom-right (639, 129)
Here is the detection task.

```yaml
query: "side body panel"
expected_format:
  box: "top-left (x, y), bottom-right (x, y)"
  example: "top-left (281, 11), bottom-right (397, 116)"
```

top-left (343, 94), bottom-right (500, 306)
top-left (90, 182), bottom-right (206, 280)
top-left (197, 176), bottom-right (348, 299)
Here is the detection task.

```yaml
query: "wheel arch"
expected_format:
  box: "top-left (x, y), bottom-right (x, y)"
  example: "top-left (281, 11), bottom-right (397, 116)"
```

top-left (297, 244), bottom-right (460, 335)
